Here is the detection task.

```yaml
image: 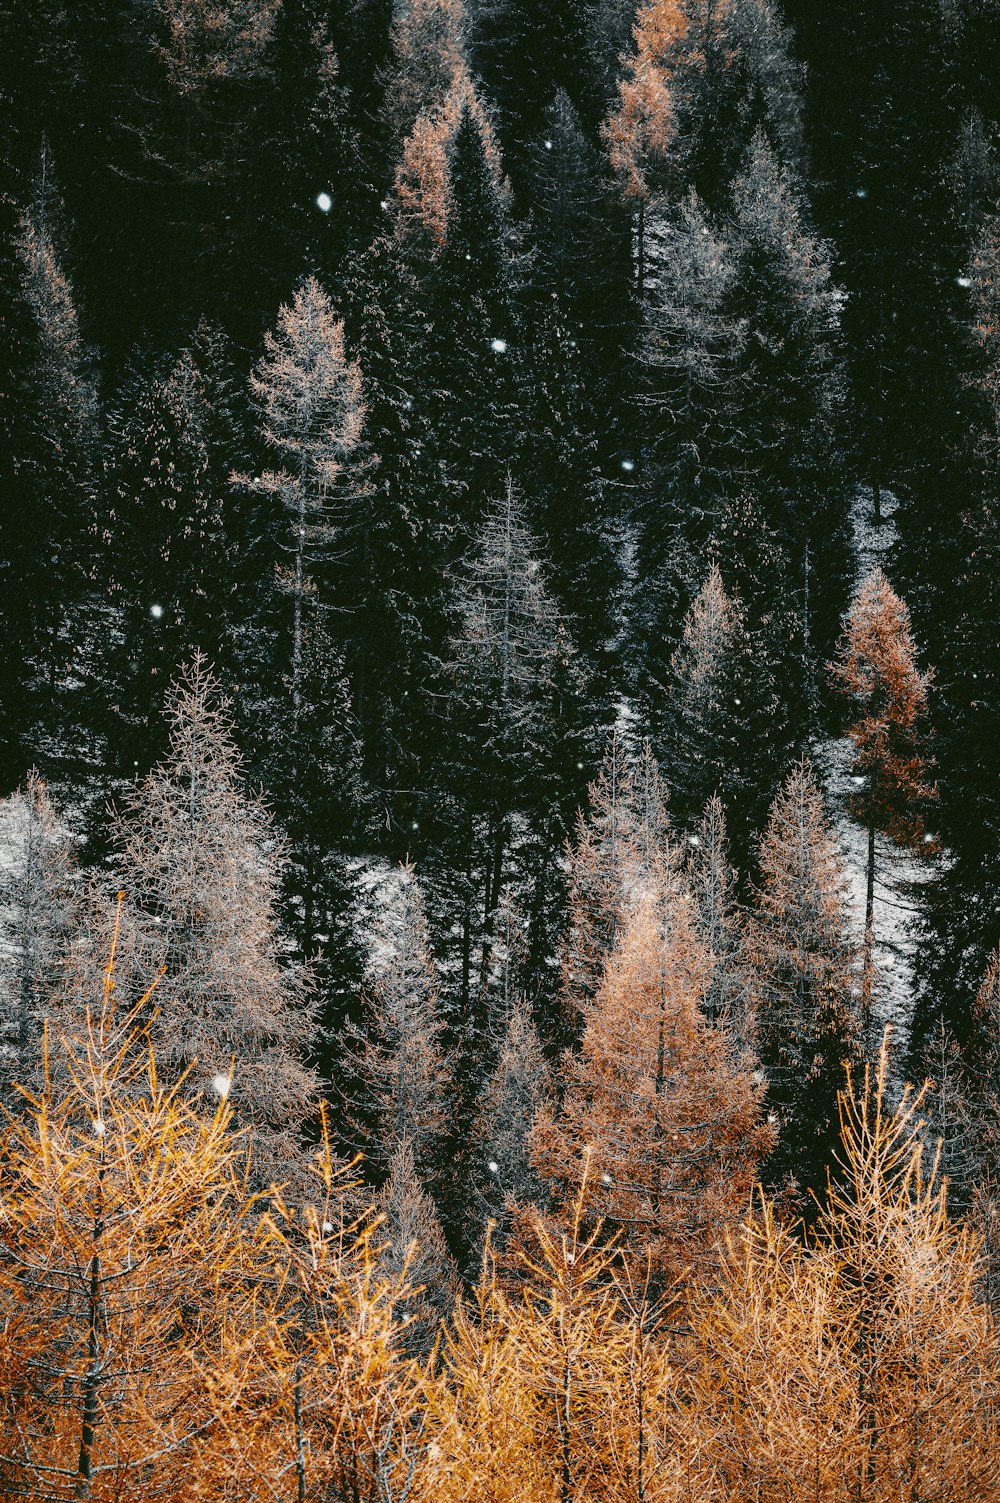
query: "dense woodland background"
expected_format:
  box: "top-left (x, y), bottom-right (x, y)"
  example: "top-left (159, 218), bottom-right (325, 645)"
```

top-left (3, 1), bottom-right (1000, 1496)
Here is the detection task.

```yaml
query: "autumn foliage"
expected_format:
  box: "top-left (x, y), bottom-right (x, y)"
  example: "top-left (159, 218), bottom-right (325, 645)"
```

top-left (1, 918), bottom-right (1000, 1500)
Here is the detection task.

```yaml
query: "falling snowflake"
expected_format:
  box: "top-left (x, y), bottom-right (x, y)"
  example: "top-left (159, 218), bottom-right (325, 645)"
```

top-left (150, 603), bottom-right (164, 619)
top-left (211, 1074), bottom-right (232, 1099)
top-left (316, 192), bottom-right (332, 213)
top-left (490, 338), bottom-right (508, 354)
top-left (488, 1160), bottom-right (499, 1174)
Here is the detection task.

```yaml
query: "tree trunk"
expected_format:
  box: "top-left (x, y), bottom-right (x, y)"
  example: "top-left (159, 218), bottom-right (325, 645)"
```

top-left (862, 821), bottom-right (876, 1037)
top-left (76, 1160), bottom-right (106, 1498)
top-left (636, 197), bottom-right (646, 303)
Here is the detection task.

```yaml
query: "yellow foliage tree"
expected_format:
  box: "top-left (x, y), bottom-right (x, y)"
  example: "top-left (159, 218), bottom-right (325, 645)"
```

top-left (421, 1187), bottom-right (680, 1503)
top-left (687, 1040), bottom-right (1000, 1501)
top-left (196, 1125), bottom-right (428, 1503)
top-left (0, 901), bottom-right (254, 1502)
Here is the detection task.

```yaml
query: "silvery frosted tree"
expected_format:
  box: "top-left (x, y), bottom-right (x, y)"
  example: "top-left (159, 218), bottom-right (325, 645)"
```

top-left (341, 866), bottom-right (450, 1192)
top-left (0, 772), bottom-right (77, 1106)
top-left (112, 655), bottom-right (317, 1186)
top-left (246, 275), bottom-right (366, 719)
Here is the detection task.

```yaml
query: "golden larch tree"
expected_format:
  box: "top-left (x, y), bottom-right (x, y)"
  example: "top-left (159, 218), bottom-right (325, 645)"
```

top-left (0, 905), bottom-right (255, 1502)
top-left (533, 865), bottom-right (772, 1286)
top-left (687, 1040), bottom-right (1000, 1501)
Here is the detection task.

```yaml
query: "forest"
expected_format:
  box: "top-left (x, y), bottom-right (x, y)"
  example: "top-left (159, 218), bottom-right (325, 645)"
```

top-left (1, 0), bottom-right (1000, 1497)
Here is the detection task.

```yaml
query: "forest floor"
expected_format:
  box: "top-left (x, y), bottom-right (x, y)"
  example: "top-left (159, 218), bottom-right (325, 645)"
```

top-left (813, 487), bottom-right (937, 1068)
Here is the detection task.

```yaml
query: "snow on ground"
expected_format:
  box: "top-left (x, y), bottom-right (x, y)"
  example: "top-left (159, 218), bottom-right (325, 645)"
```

top-left (813, 731), bottom-right (934, 1063)
top-left (814, 486), bottom-right (937, 1066)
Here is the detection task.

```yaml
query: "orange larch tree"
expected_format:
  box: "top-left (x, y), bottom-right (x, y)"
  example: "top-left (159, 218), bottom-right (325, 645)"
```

top-left (196, 1125), bottom-right (429, 1503)
top-left (602, 0), bottom-right (689, 293)
top-left (533, 865), bottom-right (772, 1286)
top-left (381, 0), bottom-right (468, 145)
top-left (422, 1189), bottom-right (680, 1503)
top-left (831, 568), bottom-right (936, 1027)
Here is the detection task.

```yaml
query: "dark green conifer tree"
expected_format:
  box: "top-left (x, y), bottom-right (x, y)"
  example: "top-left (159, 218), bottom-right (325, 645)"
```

top-left (746, 757), bottom-right (862, 1209)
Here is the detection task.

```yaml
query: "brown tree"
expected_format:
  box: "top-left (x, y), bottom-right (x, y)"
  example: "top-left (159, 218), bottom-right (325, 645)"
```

top-left (602, 0), bottom-right (688, 293)
top-left (380, 0), bottom-right (468, 145)
top-left (534, 867), bottom-right (771, 1285)
top-left (831, 569), bottom-right (936, 1027)
top-left (560, 732), bottom-right (671, 1036)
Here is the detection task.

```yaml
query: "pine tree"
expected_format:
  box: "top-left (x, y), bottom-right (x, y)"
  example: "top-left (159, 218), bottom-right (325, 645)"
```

top-left (436, 478), bottom-right (590, 1027)
top-left (655, 564), bottom-right (778, 868)
top-left (105, 328), bottom-right (248, 773)
top-left (533, 870), bottom-right (771, 1283)
top-left (745, 758), bottom-right (862, 1204)
top-left (524, 90), bottom-right (626, 359)
top-left (465, 1000), bottom-right (552, 1261)
top-left (0, 773), bottom-right (77, 1107)
top-left (112, 656), bottom-right (317, 1187)
top-left (831, 568), bottom-right (936, 1029)
top-left (414, 92), bottom-right (522, 537)
top-left (374, 1137), bottom-right (459, 1354)
top-left (519, 308), bottom-right (619, 688)
top-left (634, 193), bottom-right (746, 677)
top-left (245, 275), bottom-right (367, 721)
top-left (671, 0), bottom-right (806, 208)
top-left (341, 866), bottom-right (449, 1190)
top-left (686, 794), bottom-right (749, 1031)
top-left (0, 153), bottom-right (99, 774)
top-left (266, 611), bottom-right (366, 1079)
top-left (725, 129), bottom-right (851, 658)
top-left (911, 207), bottom-right (1000, 1055)
top-left (249, 0), bottom-right (361, 302)
top-left (467, 0), bottom-right (592, 196)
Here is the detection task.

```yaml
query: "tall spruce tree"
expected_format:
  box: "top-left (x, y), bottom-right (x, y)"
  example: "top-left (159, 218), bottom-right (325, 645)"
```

top-left (433, 479), bottom-right (589, 1034)
top-left (655, 564), bottom-right (778, 868)
top-left (687, 794), bottom-right (749, 1030)
top-left (105, 327), bottom-right (248, 773)
top-left (1, 157), bottom-right (99, 778)
top-left (466, 0), bottom-right (592, 194)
